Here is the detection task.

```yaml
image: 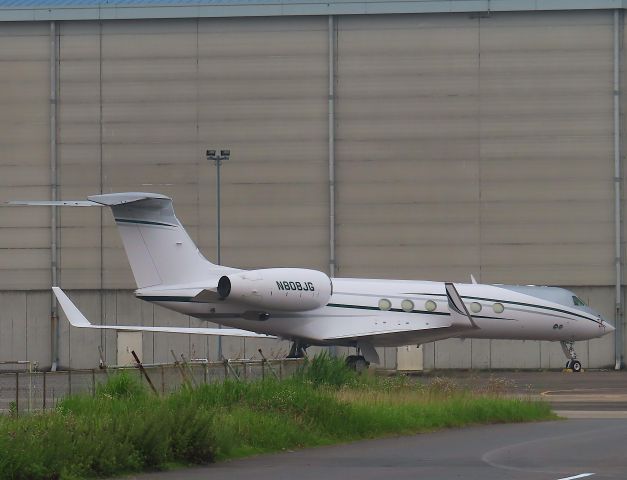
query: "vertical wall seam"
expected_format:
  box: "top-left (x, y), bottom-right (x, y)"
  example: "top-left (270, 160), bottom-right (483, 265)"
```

top-left (477, 14), bottom-right (483, 284)
top-left (49, 20), bottom-right (59, 371)
top-left (328, 15), bottom-right (336, 279)
top-left (614, 9), bottom-right (624, 370)
top-left (328, 15), bottom-right (337, 358)
top-left (99, 22), bottom-right (105, 360)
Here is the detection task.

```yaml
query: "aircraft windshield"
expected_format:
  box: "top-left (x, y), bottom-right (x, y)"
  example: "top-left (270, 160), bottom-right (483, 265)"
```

top-left (573, 296), bottom-right (587, 307)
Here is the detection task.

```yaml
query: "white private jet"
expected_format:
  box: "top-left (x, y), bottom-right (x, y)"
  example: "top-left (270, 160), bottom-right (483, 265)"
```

top-left (12, 192), bottom-right (615, 372)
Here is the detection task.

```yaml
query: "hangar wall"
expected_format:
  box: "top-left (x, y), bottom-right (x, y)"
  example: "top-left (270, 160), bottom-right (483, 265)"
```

top-left (0, 10), bottom-right (624, 369)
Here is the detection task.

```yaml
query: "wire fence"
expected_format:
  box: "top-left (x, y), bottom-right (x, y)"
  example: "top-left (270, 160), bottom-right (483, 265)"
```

top-left (0, 358), bottom-right (305, 415)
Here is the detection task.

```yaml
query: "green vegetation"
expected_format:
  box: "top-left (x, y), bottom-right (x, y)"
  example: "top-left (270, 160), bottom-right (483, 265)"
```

top-left (0, 355), bottom-right (556, 479)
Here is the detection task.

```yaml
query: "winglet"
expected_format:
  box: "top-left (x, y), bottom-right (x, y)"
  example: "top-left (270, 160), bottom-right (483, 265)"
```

top-left (445, 282), bottom-right (478, 329)
top-left (52, 286), bottom-right (92, 327)
top-left (470, 274), bottom-right (477, 284)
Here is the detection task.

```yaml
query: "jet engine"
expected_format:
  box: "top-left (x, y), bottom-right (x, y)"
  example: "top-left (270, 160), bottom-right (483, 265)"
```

top-left (217, 268), bottom-right (332, 311)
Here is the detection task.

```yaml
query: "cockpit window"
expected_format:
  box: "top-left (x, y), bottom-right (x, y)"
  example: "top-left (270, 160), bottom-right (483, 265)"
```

top-left (573, 296), bottom-right (586, 307)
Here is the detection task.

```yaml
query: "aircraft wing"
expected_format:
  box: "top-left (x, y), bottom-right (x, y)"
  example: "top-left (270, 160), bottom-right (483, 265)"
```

top-left (52, 287), bottom-right (275, 338)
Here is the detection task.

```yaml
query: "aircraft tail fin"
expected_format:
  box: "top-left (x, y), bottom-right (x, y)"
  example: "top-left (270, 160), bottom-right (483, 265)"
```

top-left (88, 193), bottom-right (230, 288)
top-left (10, 192), bottom-right (233, 289)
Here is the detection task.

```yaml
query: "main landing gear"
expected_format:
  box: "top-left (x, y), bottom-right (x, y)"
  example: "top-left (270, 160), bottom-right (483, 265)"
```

top-left (287, 342), bottom-right (369, 373)
top-left (560, 341), bottom-right (582, 373)
top-left (345, 355), bottom-right (369, 373)
top-left (287, 341), bottom-right (308, 359)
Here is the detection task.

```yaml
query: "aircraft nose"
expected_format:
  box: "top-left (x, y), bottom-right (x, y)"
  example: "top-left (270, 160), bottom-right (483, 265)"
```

top-left (604, 321), bottom-right (616, 333)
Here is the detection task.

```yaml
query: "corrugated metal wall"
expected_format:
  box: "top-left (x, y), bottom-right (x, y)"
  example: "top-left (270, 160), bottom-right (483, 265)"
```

top-left (0, 11), bottom-right (623, 369)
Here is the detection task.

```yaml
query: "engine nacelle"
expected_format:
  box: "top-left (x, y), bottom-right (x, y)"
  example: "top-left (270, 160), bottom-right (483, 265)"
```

top-left (217, 268), bottom-right (332, 312)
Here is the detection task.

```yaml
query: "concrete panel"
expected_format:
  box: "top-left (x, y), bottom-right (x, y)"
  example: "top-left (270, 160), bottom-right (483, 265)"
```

top-left (139, 293), bottom-right (156, 365)
top-left (101, 290), bottom-right (117, 367)
top-left (61, 291), bottom-right (103, 369)
top-left (0, 249), bottom-right (50, 270)
top-left (188, 315), bottom-right (210, 362)
top-left (435, 338), bottom-right (471, 369)
top-left (220, 335), bottom-right (246, 361)
top-left (0, 292), bottom-right (27, 362)
top-left (0, 35), bottom-right (48, 61)
top-left (25, 291), bottom-right (52, 369)
top-left (489, 340), bottom-right (542, 369)
top-left (383, 346), bottom-right (396, 370)
top-left (0, 228), bottom-right (49, 249)
top-left (477, 11), bottom-right (613, 287)
top-left (0, 270), bottom-right (50, 291)
top-left (470, 339), bottom-right (491, 369)
top-left (151, 305), bottom-right (191, 364)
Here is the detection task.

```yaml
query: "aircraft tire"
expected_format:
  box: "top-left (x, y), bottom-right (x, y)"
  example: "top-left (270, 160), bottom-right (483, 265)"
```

top-left (345, 355), bottom-right (369, 373)
top-left (571, 360), bottom-right (582, 373)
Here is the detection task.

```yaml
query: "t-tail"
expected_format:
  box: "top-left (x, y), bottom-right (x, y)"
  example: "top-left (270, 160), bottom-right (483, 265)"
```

top-left (11, 192), bottom-right (234, 289)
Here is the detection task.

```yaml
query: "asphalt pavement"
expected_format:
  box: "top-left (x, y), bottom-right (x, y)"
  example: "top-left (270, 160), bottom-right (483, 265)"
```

top-left (121, 370), bottom-right (627, 480)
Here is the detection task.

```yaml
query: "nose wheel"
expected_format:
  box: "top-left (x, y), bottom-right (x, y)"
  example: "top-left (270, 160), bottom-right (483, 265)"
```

top-left (561, 341), bottom-right (582, 373)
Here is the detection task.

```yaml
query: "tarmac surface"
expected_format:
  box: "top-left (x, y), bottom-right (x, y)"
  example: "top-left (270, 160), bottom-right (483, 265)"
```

top-left (123, 370), bottom-right (627, 480)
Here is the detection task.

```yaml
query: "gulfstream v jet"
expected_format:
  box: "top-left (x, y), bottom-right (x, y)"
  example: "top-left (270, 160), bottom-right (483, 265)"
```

top-left (12, 193), bottom-right (615, 372)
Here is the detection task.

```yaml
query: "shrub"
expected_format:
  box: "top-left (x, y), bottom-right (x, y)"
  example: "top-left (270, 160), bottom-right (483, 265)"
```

top-left (0, 358), bottom-right (556, 479)
top-left (293, 352), bottom-right (362, 388)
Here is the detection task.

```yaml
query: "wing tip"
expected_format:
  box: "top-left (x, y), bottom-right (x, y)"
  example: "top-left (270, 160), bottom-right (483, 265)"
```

top-left (52, 286), bottom-right (93, 328)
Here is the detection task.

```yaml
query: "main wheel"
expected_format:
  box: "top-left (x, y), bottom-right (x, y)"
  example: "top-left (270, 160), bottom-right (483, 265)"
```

top-left (565, 359), bottom-right (572, 369)
top-left (353, 356), bottom-right (369, 373)
top-left (345, 355), bottom-right (369, 373)
top-left (571, 360), bottom-right (582, 373)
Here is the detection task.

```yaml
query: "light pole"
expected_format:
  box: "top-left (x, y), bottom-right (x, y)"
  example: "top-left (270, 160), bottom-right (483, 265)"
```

top-left (206, 149), bottom-right (230, 264)
top-left (206, 148), bottom-right (230, 359)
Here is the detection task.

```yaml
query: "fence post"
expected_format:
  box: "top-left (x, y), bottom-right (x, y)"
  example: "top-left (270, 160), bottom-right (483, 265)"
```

top-left (15, 372), bottom-right (18, 417)
top-left (28, 364), bottom-right (32, 413)
top-left (43, 371), bottom-right (47, 410)
top-left (203, 362), bottom-right (207, 384)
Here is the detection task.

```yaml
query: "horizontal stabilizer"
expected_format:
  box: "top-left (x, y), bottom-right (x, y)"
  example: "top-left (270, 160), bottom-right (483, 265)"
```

top-left (7, 200), bottom-right (99, 206)
top-left (445, 282), bottom-right (478, 329)
top-left (52, 287), bottom-right (275, 338)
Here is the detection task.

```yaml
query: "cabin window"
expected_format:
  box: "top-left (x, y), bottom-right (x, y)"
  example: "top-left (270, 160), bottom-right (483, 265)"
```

top-left (378, 298), bottom-right (392, 311)
top-left (470, 302), bottom-right (482, 313)
top-left (425, 300), bottom-right (437, 311)
top-left (573, 296), bottom-right (586, 307)
top-left (493, 303), bottom-right (505, 314)
top-left (401, 299), bottom-right (414, 312)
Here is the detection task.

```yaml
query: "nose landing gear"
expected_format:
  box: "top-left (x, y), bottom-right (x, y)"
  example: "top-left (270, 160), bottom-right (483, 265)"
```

top-left (560, 341), bottom-right (582, 372)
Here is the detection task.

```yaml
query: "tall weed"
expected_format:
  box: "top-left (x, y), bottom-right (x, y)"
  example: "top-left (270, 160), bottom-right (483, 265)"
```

top-left (0, 357), bottom-right (556, 479)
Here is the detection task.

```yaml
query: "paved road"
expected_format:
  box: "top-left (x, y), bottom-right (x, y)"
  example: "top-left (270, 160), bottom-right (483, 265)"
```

top-left (126, 419), bottom-right (627, 480)
top-left (123, 371), bottom-right (627, 480)
top-left (419, 370), bottom-right (627, 412)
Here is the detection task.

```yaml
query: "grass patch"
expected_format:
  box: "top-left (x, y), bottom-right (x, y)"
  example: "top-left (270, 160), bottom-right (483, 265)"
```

top-left (0, 356), bottom-right (556, 479)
